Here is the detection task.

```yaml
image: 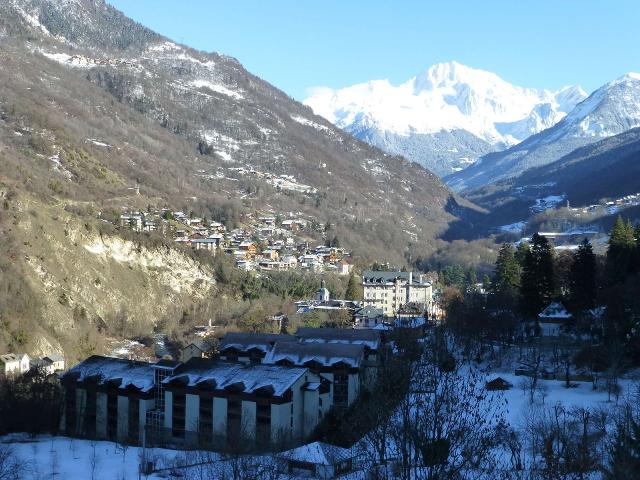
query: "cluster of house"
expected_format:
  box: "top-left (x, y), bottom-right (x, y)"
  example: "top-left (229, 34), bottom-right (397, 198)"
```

top-left (0, 352), bottom-right (65, 378)
top-left (294, 271), bottom-right (436, 332)
top-left (60, 328), bottom-right (383, 454)
top-left (569, 191), bottom-right (640, 217)
top-left (116, 208), bottom-right (353, 274)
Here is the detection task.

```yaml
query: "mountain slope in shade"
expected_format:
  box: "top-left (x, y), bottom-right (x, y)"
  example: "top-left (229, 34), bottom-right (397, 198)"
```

top-left (466, 128), bottom-right (640, 229)
top-left (446, 73), bottom-right (640, 192)
top-left (304, 61), bottom-right (586, 176)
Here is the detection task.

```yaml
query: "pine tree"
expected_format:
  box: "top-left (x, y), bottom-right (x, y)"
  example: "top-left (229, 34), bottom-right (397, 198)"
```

top-left (344, 273), bottom-right (359, 301)
top-left (520, 233), bottom-right (555, 317)
top-left (569, 238), bottom-right (597, 312)
top-left (491, 243), bottom-right (521, 308)
top-left (515, 242), bottom-right (529, 267)
top-left (606, 216), bottom-right (635, 284)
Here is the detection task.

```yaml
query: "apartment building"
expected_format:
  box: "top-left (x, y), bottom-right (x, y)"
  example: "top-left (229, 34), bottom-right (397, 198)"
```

top-left (362, 271), bottom-right (433, 317)
top-left (60, 355), bottom-right (329, 451)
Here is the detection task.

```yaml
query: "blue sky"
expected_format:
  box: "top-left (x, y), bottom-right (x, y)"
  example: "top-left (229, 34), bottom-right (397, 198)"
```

top-left (108, 0), bottom-right (639, 100)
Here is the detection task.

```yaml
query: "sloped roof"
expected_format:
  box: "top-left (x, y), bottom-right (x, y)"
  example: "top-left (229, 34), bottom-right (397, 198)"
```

top-left (165, 359), bottom-right (306, 397)
top-left (263, 342), bottom-right (364, 368)
top-left (219, 332), bottom-right (297, 353)
top-left (539, 302), bottom-right (572, 320)
top-left (295, 328), bottom-right (381, 349)
top-left (0, 354), bottom-right (19, 364)
top-left (355, 305), bottom-right (384, 317)
top-left (362, 270), bottom-right (431, 286)
top-left (61, 356), bottom-right (156, 392)
top-left (362, 270), bottom-right (410, 283)
top-left (277, 441), bottom-right (352, 466)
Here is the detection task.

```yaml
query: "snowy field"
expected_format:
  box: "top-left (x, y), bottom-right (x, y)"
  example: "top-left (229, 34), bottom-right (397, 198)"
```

top-left (487, 371), bottom-right (638, 428)
top-left (0, 434), bottom-right (189, 479)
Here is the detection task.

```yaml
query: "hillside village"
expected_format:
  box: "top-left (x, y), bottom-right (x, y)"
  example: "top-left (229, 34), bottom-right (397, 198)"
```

top-left (114, 206), bottom-right (354, 274)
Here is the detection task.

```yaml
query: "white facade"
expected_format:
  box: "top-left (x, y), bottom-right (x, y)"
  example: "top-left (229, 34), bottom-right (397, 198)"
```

top-left (362, 271), bottom-right (432, 317)
top-left (0, 353), bottom-right (29, 376)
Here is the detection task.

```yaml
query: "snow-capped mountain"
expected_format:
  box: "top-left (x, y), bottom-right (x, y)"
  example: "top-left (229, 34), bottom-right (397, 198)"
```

top-left (304, 61), bottom-right (587, 176)
top-left (446, 72), bottom-right (640, 192)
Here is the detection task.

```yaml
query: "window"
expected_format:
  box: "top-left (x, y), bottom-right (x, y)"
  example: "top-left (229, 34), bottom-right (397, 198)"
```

top-left (248, 349), bottom-right (263, 364)
top-left (172, 393), bottom-right (186, 439)
top-left (333, 374), bottom-right (349, 408)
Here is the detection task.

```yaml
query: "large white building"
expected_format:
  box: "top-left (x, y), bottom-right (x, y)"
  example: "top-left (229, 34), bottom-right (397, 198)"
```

top-left (61, 355), bottom-right (331, 451)
top-left (362, 271), bottom-right (433, 317)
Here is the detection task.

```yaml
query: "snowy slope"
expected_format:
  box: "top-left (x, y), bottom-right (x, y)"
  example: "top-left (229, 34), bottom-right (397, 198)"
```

top-left (304, 61), bottom-right (586, 176)
top-left (447, 72), bottom-right (640, 191)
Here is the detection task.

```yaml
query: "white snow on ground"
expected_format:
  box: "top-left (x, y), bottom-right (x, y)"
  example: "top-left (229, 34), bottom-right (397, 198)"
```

top-left (498, 221), bottom-right (526, 234)
top-left (147, 41), bottom-right (182, 53)
top-left (40, 51), bottom-right (92, 68)
top-left (215, 150), bottom-right (233, 162)
top-left (190, 79), bottom-right (243, 100)
top-left (487, 371), bottom-right (637, 428)
top-left (0, 434), bottom-right (187, 480)
top-left (86, 138), bottom-right (111, 148)
top-left (291, 115), bottom-right (332, 133)
top-left (200, 130), bottom-right (241, 151)
top-left (530, 194), bottom-right (566, 214)
top-left (49, 154), bottom-right (73, 180)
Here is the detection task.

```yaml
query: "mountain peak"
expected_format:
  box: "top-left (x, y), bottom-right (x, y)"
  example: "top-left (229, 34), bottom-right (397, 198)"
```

top-left (411, 61), bottom-right (502, 93)
top-left (616, 72), bottom-right (640, 83)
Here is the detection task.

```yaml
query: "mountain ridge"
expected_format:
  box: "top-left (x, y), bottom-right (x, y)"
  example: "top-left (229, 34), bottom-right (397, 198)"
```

top-left (303, 61), bottom-right (586, 176)
top-left (446, 72), bottom-right (640, 192)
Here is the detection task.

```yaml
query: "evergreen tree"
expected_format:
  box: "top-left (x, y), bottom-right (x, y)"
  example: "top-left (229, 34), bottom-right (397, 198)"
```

top-left (606, 216), bottom-right (635, 284)
top-left (466, 268), bottom-right (478, 291)
top-left (520, 233), bottom-right (555, 317)
top-left (569, 238), bottom-right (597, 312)
top-left (490, 243), bottom-right (521, 308)
top-left (515, 241), bottom-right (529, 267)
top-left (344, 273), bottom-right (359, 301)
top-left (481, 274), bottom-right (491, 293)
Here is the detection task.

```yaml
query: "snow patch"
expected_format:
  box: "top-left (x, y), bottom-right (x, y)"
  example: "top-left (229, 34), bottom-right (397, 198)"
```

top-left (190, 79), bottom-right (243, 100)
top-left (291, 115), bottom-right (332, 133)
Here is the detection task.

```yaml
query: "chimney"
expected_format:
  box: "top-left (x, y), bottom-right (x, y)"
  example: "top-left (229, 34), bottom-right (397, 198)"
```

top-left (408, 271), bottom-right (412, 284)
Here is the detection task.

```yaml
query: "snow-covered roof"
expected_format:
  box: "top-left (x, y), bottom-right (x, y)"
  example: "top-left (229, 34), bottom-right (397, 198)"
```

top-left (538, 302), bottom-right (572, 320)
top-left (219, 332), bottom-right (297, 353)
top-left (296, 328), bottom-right (381, 350)
top-left (263, 342), bottom-right (364, 368)
top-left (164, 359), bottom-right (307, 397)
top-left (61, 356), bottom-right (156, 393)
top-left (362, 270), bottom-right (430, 286)
top-left (277, 441), bottom-right (353, 466)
